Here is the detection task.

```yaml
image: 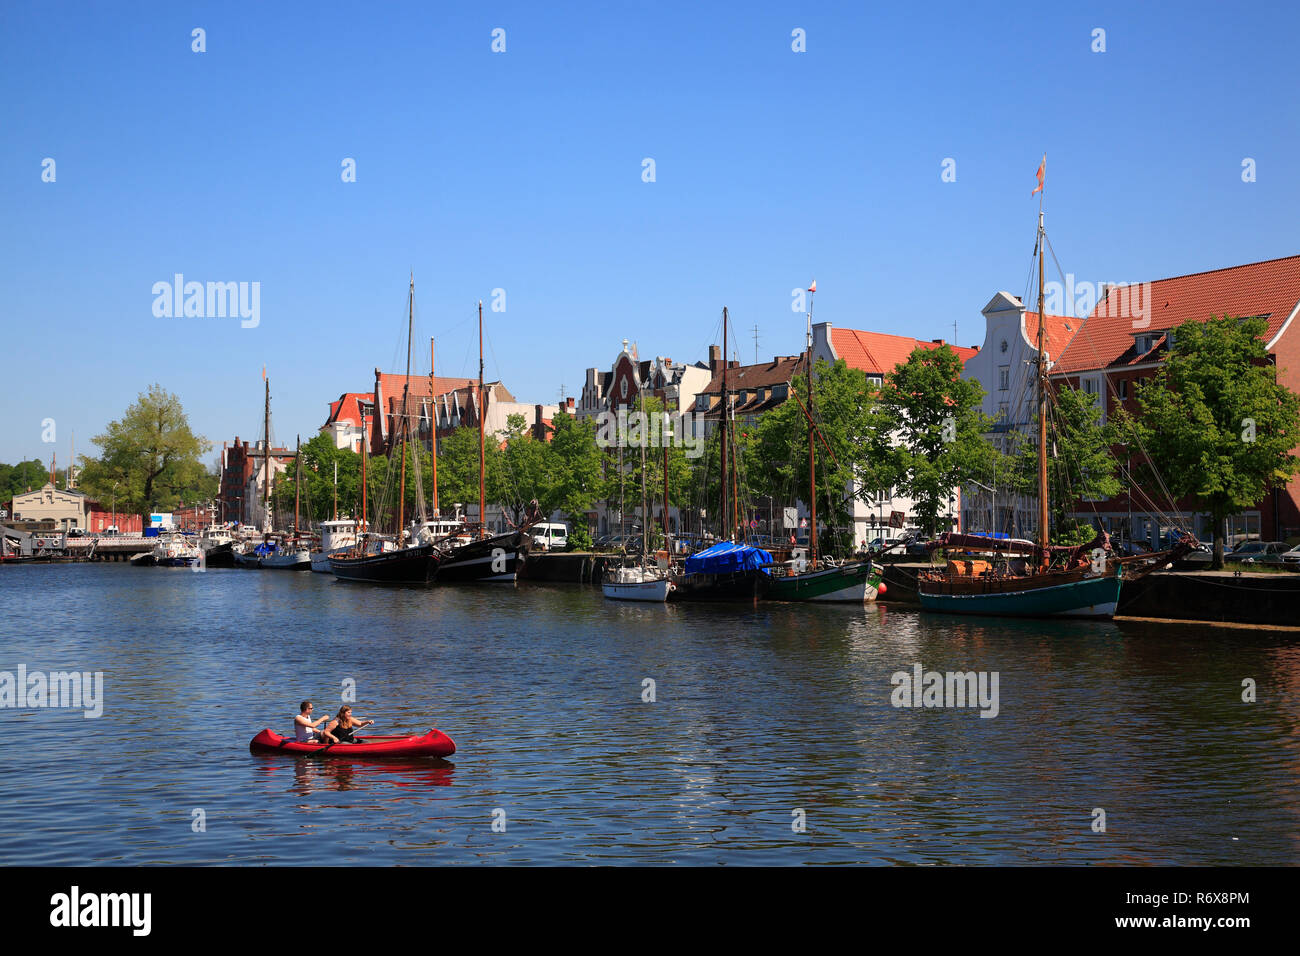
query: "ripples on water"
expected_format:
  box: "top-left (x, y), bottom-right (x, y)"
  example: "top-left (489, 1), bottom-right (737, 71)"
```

top-left (0, 564), bottom-right (1296, 865)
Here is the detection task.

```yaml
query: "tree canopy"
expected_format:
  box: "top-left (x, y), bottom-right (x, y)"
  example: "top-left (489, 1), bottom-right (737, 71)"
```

top-left (1134, 315), bottom-right (1300, 566)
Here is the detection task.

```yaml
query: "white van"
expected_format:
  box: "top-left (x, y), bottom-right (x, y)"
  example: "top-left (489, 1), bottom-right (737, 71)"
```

top-left (531, 523), bottom-right (569, 552)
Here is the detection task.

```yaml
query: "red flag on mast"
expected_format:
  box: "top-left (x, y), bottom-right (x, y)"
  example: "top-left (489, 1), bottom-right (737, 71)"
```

top-left (1031, 154), bottom-right (1045, 196)
top-left (808, 279), bottom-right (817, 293)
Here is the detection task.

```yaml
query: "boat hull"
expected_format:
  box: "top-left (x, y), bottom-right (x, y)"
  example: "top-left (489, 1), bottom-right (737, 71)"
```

top-left (603, 576), bottom-right (673, 602)
top-left (766, 561), bottom-right (881, 603)
top-left (199, 542), bottom-right (235, 568)
top-left (918, 571), bottom-right (1122, 618)
top-left (670, 569), bottom-right (771, 603)
top-left (329, 543), bottom-right (441, 585)
top-left (437, 531), bottom-right (530, 583)
top-left (259, 550), bottom-right (312, 570)
top-left (249, 728), bottom-right (456, 759)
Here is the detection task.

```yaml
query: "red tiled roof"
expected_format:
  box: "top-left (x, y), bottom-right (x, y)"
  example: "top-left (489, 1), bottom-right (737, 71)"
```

top-left (377, 373), bottom-right (477, 414)
top-left (700, 356), bottom-right (803, 396)
top-left (830, 329), bottom-right (978, 375)
top-left (325, 392), bottom-right (373, 427)
top-left (1053, 255), bottom-right (1300, 374)
top-left (1023, 312), bottom-right (1078, 363)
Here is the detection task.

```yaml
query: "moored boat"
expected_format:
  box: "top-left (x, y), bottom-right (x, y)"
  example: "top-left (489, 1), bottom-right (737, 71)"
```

top-left (603, 563), bottom-right (674, 601)
top-left (311, 518), bottom-right (359, 572)
top-left (249, 727), bottom-right (456, 759)
top-left (329, 541), bottom-right (442, 584)
top-left (766, 559), bottom-right (883, 603)
top-left (671, 542), bottom-right (773, 603)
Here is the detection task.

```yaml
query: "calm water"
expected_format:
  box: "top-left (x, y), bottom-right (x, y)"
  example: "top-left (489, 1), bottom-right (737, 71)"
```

top-left (1, 563), bottom-right (1296, 865)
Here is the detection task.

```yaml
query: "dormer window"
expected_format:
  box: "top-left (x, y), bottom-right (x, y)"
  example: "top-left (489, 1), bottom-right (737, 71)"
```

top-left (1134, 334), bottom-right (1152, 355)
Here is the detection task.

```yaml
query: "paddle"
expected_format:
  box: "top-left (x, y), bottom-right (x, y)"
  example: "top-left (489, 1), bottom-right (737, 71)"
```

top-left (307, 718), bottom-right (377, 755)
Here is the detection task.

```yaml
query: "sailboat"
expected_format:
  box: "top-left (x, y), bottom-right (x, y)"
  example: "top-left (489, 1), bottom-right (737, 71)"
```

top-left (431, 300), bottom-right (537, 583)
top-left (671, 307), bottom-right (774, 603)
top-left (330, 275), bottom-right (443, 585)
top-left (259, 435), bottom-right (312, 570)
top-left (916, 159), bottom-right (1194, 617)
top-left (234, 372), bottom-right (303, 568)
top-left (603, 397), bottom-right (673, 601)
top-left (311, 463), bottom-right (359, 572)
top-left (765, 281), bottom-right (884, 603)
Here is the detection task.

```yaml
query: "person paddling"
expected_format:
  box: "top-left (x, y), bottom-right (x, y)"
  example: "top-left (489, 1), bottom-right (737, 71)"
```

top-left (324, 705), bottom-right (374, 745)
top-left (294, 700), bottom-right (337, 744)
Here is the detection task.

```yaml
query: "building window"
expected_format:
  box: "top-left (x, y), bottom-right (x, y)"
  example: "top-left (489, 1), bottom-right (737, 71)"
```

top-left (999, 365), bottom-right (1009, 391)
top-left (1117, 379), bottom-right (1128, 401)
top-left (998, 402), bottom-right (1009, 421)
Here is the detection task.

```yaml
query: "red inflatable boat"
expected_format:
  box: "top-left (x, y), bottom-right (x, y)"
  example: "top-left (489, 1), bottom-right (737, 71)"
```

top-left (249, 727), bottom-right (456, 759)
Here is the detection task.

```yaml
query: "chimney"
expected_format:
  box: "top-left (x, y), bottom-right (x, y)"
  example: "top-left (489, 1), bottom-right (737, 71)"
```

top-left (932, 339), bottom-right (944, 344)
top-left (566, 396), bottom-right (575, 411)
top-left (709, 345), bottom-right (721, 374)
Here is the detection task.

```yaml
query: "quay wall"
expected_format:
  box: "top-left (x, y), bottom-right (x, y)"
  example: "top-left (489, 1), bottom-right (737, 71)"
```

top-left (1116, 572), bottom-right (1300, 627)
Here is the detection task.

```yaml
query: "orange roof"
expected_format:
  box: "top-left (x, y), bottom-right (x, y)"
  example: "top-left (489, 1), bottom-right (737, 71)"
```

top-left (830, 328), bottom-right (978, 376)
top-left (1023, 311), bottom-right (1079, 363)
top-left (1053, 255), bottom-right (1300, 374)
top-left (376, 373), bottom-right (471, 409)
top-left (324, 392), bottom-right (373, 427)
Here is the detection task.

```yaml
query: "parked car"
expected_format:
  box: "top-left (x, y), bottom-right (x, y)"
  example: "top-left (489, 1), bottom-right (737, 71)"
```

top-left (1279, 544), bottom-right (1300, 571)
top-left (1229, 541), bottom-right (1290, 565)
top-left (905, 537), bottom-right (934, 556)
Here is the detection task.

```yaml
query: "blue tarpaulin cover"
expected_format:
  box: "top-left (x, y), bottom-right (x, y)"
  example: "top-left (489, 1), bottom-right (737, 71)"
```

top-left (684, 542), bottom-right (773, 575)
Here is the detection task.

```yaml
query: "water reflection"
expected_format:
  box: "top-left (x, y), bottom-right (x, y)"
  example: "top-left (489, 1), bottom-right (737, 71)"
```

top-left (1, 564), bottom-right (1297, 864)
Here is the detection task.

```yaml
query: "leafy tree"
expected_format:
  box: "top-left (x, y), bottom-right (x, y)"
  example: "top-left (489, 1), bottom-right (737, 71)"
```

top-left (78, 385), bottom-right (212, 522)
top-left (546, 408), bottom-right (608, 549)
top-left (682, 414), bottom-right (763, 540)
top-left (868, 344), bottom-right (995, 536)
top-left (497, 413), bottom-right (554, 527)
top-left (1001, 382), bottom-right (1123, 544)
top-left (432, 422), bottom-right (502, 523)
top-left (1134, 315), bottom-right (1300, 568)
top-left (620, 397), bottom-right (694, 547)
top-left (0, 460), bottom-right (54, 503)
top-left (753, 358), bottom-right (878, 554)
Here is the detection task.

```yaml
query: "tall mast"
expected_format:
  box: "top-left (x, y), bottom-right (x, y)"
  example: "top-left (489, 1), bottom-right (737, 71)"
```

top-left (1036, 207), bottom-right (1050, 568)
top-left (398, 272), bottom-right (413, 536)
top-left (478, 299), bottom-right (486, 538)
top-left (640, 397), bottom-right (648, 559)
top-left (333, 460), bottom-right (337, 521)
top-left (263, 375), bottom-right (271, 532)
top-left (293, 435), bottom-right (301, 541)
top-left (430, 337), bottom-right (439, 517)
top-left (360, 412), bottom-right (368, 537)
top-left (663, 407), bottom-right (670, 556)
top-left (721, 307), bottom-right (730, 541)
top-left (806, 283), bottom-right (818, 567)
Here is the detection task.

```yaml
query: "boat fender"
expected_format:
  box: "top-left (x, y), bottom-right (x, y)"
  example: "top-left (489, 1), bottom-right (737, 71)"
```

top-left (877, 581), bottom-right (887, 595)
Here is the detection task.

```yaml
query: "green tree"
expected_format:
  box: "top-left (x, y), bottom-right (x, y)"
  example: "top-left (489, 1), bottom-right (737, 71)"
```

top-left (868, 344), bottom-right (995, 536)
top-left (497, 413), bottom-right (554, 527)
top-left (754, 358), bottom-right (878, 554)
top-left (0, 460), bottom-right (53, 503)
top-left (1002, 383), bottom-right (1123, 544)
top-left (433, 423), bottom-right (501, 522)
top-left (621, 397), bottom-right (694, 548)
top-left (78, 385), bottom-right (212, 522)
top-left (1135, 315), bottom-right (1300, 568)
top-left (548, 408), bottom-right (608, 549)
top-left (683, 415), bottom-right (764, 540)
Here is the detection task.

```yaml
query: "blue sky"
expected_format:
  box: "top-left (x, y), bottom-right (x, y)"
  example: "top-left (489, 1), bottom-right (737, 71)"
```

top-left (2, 1), bottom-right (1297, 466)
